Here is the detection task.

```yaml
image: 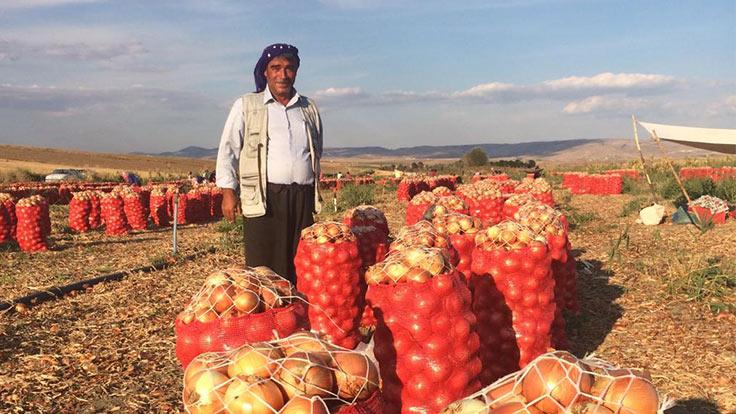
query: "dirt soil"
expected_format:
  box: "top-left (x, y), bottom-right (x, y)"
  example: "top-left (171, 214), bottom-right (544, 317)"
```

top-left (0, 189), bottom-right (734, 413)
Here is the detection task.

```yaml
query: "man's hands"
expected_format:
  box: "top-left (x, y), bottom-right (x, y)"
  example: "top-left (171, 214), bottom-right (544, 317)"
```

top-left (221, 188), bottom-right (241, 223)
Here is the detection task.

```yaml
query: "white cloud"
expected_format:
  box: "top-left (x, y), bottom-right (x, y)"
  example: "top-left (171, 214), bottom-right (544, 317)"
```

top-left (0, 83), bottom-right (207, 116)
top-left (562, 95), bottom-right (648, 115)
top-left (0, 0), bottom-right (103, 9)
top-left (0, 38), bottom-right (148, 62)
top-left (315, 72), bottom-right (680, 109)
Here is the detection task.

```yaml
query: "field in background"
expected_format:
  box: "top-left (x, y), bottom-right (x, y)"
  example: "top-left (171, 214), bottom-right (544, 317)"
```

top-left (0, 144), bottom-right (215, 181)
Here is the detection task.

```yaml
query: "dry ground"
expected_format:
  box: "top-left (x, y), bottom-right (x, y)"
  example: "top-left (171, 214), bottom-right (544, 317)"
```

top-left (0, 189), bottom-right (734, 413)
top-left (0, 144), bottom-right (214, 179)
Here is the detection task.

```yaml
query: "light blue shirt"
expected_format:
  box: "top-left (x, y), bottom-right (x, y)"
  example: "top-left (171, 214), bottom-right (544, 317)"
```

top-left (216, 87), bottom-right (315, 189)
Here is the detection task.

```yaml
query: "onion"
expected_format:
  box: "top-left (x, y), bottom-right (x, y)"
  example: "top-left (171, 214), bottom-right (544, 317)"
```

top-left (178, 310), bottom-right (195, 325)
top-left (282, 333), bottom-right (333, 357)
top-left (489, 402), bottom-right (542, 414)
top-left (183, 370), bottom-right (228, 414)
top-left (572, 403), bottom-right (615, 414)
top-left (260, 286), bottom-right (281, 309)
top-left (521, 352), bottom-right (592, 413)
top-left (276, 352), bottom-right (335, 398)
top-left (485, 381), bottom-right (526, 408)
top-left (280, 396), bottom-right (330, 414)
top-left (233, 290), bottom-right (262, 314)
top-left (209, 284), bottom-right (236, 314)
top-left (184, 357), bottom-right (229, 389)
top-left (204, 271), bottom-right (230, 288)
top-left (441, 398), bottom-right (489, 414)
top-left (599, 376), bottom-right (658, 414)
top-left (331, 352), bottom-right (379, 400)
top-left (224, 376), bottom-right (285, 414)
top-left (405, 267), bottom-right (432, 283)
top-left (228, 344), bottom-right (283, 378)
top-left (195, 307), bottom-right (219, 323)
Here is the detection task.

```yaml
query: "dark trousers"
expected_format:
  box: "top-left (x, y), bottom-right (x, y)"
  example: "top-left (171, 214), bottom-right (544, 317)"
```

top-left (243, 183), bottom-right (315, 284)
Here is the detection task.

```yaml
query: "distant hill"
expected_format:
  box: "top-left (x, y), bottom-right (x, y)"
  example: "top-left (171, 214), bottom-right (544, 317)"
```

top-left (146, 137), bottom-right (720, 163)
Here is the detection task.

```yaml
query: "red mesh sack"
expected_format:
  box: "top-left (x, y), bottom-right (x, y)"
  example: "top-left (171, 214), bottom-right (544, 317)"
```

top-left (457, 183), bottom-right (504, 225)
top-left (295, 222), bottom-right (363, 349)
top-left (515, 203), bottom-right (578, 316)
top-left (365, 248), bottom-right (482, 414)
top-left (442, 350), bottom-right (672, 414)
top-left (122, 190), bottom-right (148, 230)
top-left (471, 222), bottom-right (555, 372)
top-left (405, 191), bottom-right (437, 225)
top-left (38, 195), bottom-right (51, 236)
top-left (503, 193), bottom-right (539, 221)
top-left (177, 192), bottom-right (189, 224)
top-left (15, 196), bottom-right (50, 252)
top-left (149, 187), bottom-right (170, 227)
top-left (689, 195), bottom-right (729, 225)
top-left (181, 332), bottom-right (382, 414)
top-left (175, 267), bottom-right (308, 368)
top-left (0, 193), bottom-right (15, 244)
top-left (351, 225), bottom-right (389, 270)
top-left (517, 178), bottom-right (554, 206)
top-left (343, 205), bottom-right (389, 237)
top-left (389, 220), bottom-right (459, 267)
top-left (88, 191), bottom-right (102, 229)
top-left (210, 187), bottom-right (224, 219)
top-left (432, 213), bottom-right (484, 279)
top-left (100, 192), bottom-right (129, 236)
top-left (68, 191), bottom-right (92, 233)
top-left (187, 189), bottom-right (205, 223)
top-left (431, 186), bottom-right (453, 197)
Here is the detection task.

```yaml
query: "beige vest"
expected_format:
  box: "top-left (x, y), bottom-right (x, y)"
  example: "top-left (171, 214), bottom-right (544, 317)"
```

top-left (238, 92), bottom-right (322, 217)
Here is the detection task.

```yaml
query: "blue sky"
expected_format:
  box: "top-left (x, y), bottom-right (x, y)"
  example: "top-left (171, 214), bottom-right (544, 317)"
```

top-left (0, 0), bottom-right (734, 153)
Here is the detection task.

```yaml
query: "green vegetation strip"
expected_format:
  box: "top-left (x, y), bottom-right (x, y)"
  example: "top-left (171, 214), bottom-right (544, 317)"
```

top-left (0, 246), bottom-right (217, 313)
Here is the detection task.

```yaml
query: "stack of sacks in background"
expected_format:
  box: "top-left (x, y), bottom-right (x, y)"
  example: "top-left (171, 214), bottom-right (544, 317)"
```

top-left (0, 193), bottom-right (17, 246)
top-left (515, 178), bottom-right (555, 205)
top-left (441, 350), bottom-right (669, 414)
top-left (605, 168), bottom-right (639, 180)
top-left (175, 267), bottom-right (308, 368)
top-left (679, 166), bottom-right (736, 182)
top-left (396, 175), bottom-right (460, 201)
top-left (561, 173), bottom-right (623, 195)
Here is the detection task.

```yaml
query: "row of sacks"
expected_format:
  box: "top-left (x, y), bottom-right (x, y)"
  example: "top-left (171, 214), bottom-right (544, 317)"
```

top-left (396, 175), bottom-right (461, 201)
top-left (561, 173), bottom-right (623, 195)
top-left (679, 166), bottom-right (736, 182)
top-left (0, 181), bottom-right (119, 205)
top-left (404, 177), bottom-right (555, 227)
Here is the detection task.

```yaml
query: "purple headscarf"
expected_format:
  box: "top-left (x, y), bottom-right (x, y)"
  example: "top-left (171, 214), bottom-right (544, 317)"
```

top-left (253, 43), bottom-right (300, 93)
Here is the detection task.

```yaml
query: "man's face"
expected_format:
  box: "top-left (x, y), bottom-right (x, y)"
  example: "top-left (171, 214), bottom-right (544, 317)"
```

top-left (264, 56), bottom-right (298, 97)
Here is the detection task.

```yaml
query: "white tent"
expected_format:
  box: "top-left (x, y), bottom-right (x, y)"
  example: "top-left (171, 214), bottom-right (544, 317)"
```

top-left (637, 121), bottom-right (736, 154)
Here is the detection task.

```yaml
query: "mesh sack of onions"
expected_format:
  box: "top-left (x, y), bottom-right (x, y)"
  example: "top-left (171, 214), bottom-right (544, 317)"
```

top-left (364, 247), bottom-right (482, 414)
top-left (211, 187), bottom-right (224, 219)
top-left (516, 178), bottom-right (554, 207)
top-left (0, 193), bottom-right (16, 243)
top-left (499, 179), bottom-right (519, 195)
top-left (188, 189), bottom-right (206, 223)
top-left (389, 220), bottom-right (459, 267)
top-left (88, 191), bottom-right (102, 229)
top-left (432, 186), bottom-right (454, 197)
top-left (503, 193), bottom-right (539, 221)
top-left (456, 183), bottom-right (505, 226)
top-left (440, 350), bottom-right (671, 414)
top-left (176, 267), bottom-right (308, 368)
top-left (138, 186), bottom-right (151, 218)
top-left (199, 187), bottom-right (213, 221)
top-left (406, 191), bottom-right (437, 225)
top-left (68, 191), bottom-right (92, 233)
top-left (396, 179), bottom-right (412, 201)
top-left (100, 192), bottom-right (129, 236)
top-left (471, 222), bottom-right (555, 375)
top-left (349, 225), bottom-right (390, 332)
top-left (150, 187), bottom-right (171, 227)
top-left (181, 331), bottom-right (382, 414)
top-left (432, 213), bottom-right (484, 279)
top-left (178, 192), bottom-right (189, 224)
top-left (37, 195), bottom-right (51, 236)
top-left (15, 196), bottom-right (50, 252)
top-left (689, 195), bottom-right (729, 225)
top-left (122, 190), bottom-right (148, 230)
top-left (295, 222), bottom-right (363, 349)
top-left (342, 205), bottom-right (389, 237)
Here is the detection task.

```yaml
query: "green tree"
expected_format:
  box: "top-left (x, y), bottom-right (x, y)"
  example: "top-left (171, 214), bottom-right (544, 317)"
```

top-left (463, 147), bottom-right (489, 167)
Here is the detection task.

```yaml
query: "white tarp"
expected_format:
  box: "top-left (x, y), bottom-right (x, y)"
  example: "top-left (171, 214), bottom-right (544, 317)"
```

top-left (638, 121), bottom-right (736, 154)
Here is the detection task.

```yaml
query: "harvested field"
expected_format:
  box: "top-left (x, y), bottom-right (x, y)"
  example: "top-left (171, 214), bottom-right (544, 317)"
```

top-left (1, 187), bottom-right (734, 413)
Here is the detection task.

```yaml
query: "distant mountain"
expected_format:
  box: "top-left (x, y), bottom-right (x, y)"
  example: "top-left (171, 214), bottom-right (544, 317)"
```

top-left (147, 139), bottom-right (601, 160)
top-left (144, 138), bottom-right (718, 163)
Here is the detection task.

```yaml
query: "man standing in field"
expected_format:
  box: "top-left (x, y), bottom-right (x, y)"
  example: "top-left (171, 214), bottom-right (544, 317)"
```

top-left (216, 43), bottom-right (323, 284)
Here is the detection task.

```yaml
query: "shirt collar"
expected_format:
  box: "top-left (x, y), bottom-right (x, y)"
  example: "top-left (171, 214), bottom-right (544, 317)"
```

top-left (263, 86), bottom-right (301, 108)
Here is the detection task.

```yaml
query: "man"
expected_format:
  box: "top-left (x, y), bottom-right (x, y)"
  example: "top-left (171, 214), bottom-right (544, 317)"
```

top-left (216, 43), bottom-right (323, 283)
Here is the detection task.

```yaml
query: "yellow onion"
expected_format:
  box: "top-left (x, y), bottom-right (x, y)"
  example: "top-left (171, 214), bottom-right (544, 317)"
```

top-left (521, 352), bottom-right (592, 413)
top-left (280, 396), bottom-right (330, 414)
top-left (208, 284), bottom-right (236, 314)
top-left (183, 370), bottom-right (228, 414)
top-left (331, 352), bottom-right (379, 400)
top-left (489, 402), bottom-right (542, 414)
top-left (441, 398), bottom-right (489, 414)
top-left (276, 352), bottom-right (335, 399)
top-left (233, 290), bottom-right (262, 314)
top-left (224, 376), bottom-right (285, 414)
top-left (228, 344), bottom-right (283, 378)
top-left (597, 376), bottom-right (658, 414)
